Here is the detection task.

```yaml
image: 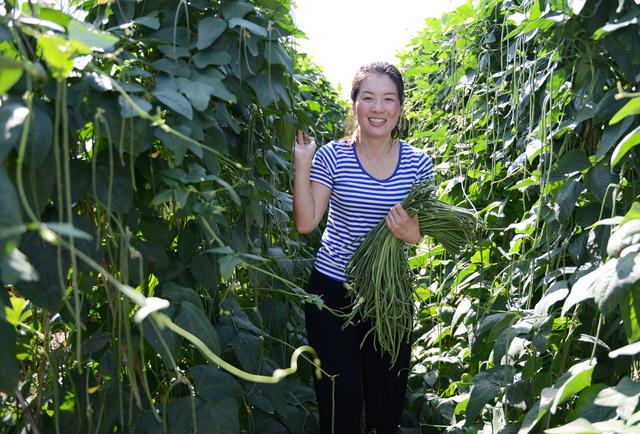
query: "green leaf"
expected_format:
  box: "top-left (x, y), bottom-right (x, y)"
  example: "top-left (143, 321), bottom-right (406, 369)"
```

top-left (229, 18), bottom-right (267, 37)
top-left (24, 104), bottom-right (53, 168)
top-left (191, 365), bottom-right (244, 401)
top-left (161, 283), bottom-right (203, 309)
top-left (466, 381), bottom-right (501, 423)
top-left (0, 248), bottom-right (38, 284)
top-left (219, 255), bottom-right (241, 280)
top-left (585, 164), bottom-right (616, 203)
top-left (192, 48), bottom-right (232, 69)
top-left (92, 165), bottom-right (134, 213)
top-left (119, 95), bottom-right (152, 118)
top-left (196, 17), bottom-right (226, 50)
top-left (0, 55), bottom-right (23, 94)
top-left (593, 377), bottom-right (640, 419)
top-left (0, 100), bottom-right (28, 163)
top-left (0, 320), bottom-right (18, 394)
top-left (610, 97), bottom-right (640, 124)
top-left (596, 117), bottom-right (634, 160)
top-left (622, 203), bottom-right (640, 225)
top-left (4, 296), bottom-right (31, 327)
top-left (247, 74), bottom-right (278, 107)
top-left (222, 2), bottom-right (255, 19)
top-left (544, 418), bottom-right (598, 433)
top-left (142, 313), bottom-right (180, 369)
top-left (134, 12), bottom-right (160, 29)
top-left (611, 125), bottom-right (640, 168)
top-left (199, 77), bottom-right (237, 103)
top-left (176, 78), bottom-right (211, 112)
top-left (519, 387), bottom-right (557, 434)
top-left (550, 360), bottom-right (595, 413)
top-left (0, 167), bottom-right (22, 250)
top-left (550, 150), bottom-right (590, 181)
top-left (36, 34), bottom-right (74, 78)
top-left (175, 302), bottom-right (220, 355)
top-left (607, 220), bottom-right (640, 258)
top-left (153, 88), bottom-right (193, 120)
top-left (621, 283), bottom-right (640, 343)
top-left (596, 253), bottom-right (640, 315)
top-left (67, 19), bottom-right (119, 51)
top-left (230, 332), bottom-right (261, 373)
top-left (568, 383), bottom-right (614, 422)
top-left (609, 341), bottom-right (640, 358)
top-left (196, 399), bottom-right (240, 434)
top-left (556, 180), bottom-right (584, 223)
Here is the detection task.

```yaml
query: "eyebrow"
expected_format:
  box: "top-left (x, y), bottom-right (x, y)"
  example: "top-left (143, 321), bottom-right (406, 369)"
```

top-left (361, 90), bottom-right (398, 96)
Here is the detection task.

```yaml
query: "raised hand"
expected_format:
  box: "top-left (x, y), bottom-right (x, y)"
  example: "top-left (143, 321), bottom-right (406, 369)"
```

top-left (294, 130), bottom-right (316, 164)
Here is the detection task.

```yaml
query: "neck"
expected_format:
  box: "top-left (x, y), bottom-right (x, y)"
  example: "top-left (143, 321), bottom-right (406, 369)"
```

top-left (357, 133), bottom-right (396, 157)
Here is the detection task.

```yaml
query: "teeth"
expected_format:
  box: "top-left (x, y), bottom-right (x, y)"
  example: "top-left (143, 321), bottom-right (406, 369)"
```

top-left (369, 118), bottom-right (386, 123)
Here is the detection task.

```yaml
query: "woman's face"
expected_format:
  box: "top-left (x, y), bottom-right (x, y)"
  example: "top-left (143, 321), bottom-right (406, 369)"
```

top-left (352, 73), bottom-right (401, 141)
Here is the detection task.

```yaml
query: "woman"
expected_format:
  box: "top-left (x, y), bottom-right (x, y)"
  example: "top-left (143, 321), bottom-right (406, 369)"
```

top-left (293, 61), bottom-right (435, 434)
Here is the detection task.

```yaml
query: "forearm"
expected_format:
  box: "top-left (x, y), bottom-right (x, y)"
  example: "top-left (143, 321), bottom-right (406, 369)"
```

top-left (293, 159), bottom-right (316, 233)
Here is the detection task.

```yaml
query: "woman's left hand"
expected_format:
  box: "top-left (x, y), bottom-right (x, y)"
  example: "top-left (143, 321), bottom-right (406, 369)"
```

top-left (386, 204), bottom-right (421, 244)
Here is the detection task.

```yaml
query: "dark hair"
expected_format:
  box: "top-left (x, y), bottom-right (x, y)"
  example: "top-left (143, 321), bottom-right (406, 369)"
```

top-left (350, 61), bottom-right (405, 139)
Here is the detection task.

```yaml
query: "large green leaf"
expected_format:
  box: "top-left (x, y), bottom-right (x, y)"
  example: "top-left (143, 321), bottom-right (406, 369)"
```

top-left (192, 48), bottom-right (233, 69)
top-left (556, 180), bottom-right (584, 223)
top-left (67, 19), bottom-right (119, 51)
top-left (222, 1), bottom-right (255, 19)
top-left (593, 377), bottom-right (640, 419)
top-left (196, 17), bottom-right (226, 50)
top-left (176, 77), bottom-right (212, 112)
top-left (0, 248), bottom-right (38, 284)
top-left (25, 103), bottom-right (53, 168)
top-left (596, 117), bottom-right (634, 159)
top-left (610, 97), bottom-right (640, 124)
top-left (92, 164), bottom-right (134, 213)
top-left (152, 88), bottom-right (193, 120)
top-left (595, 252), bottom-right (640, 315)
top-left (36, 34), bottom-right (74, 78)
top-left (175, 302), bottom-right (220, 355)
top-left (0, 320), bottom-right (18, 394)
top-left (611, 125), bottom-right (640, 168)
top-left (0, 55), bottom-right (23, 94)
top-left (549, 150), bottom-right (590, 182)
top-left (585, 164), bottom-right (617, 203)
top-left (228, 18), bottom-right (267, 36)
top-left (0, 166), bottom-right (23, 250)
top-left (621, 283), bottom-right (640, 343)
top-left (550, 360), bottom-right (596, 413)
top-left (0, 100), bottom-right (28, 163)
top-left (230, 332), bottom-right (261, 373)
top-left (191, 365), bottom-right (244, 401)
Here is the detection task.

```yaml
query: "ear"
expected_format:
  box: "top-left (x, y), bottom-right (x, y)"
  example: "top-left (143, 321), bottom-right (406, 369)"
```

top-left (351, 100), bottom-right (356, 115)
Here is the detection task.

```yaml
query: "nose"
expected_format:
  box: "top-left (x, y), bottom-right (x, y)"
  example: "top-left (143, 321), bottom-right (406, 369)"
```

top-left (372, 99), bottom-right (383, 112)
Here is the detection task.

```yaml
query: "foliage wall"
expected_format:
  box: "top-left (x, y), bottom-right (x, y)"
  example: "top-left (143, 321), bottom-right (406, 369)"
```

top-left (0, 1), bottom-right (347, 432)
top-left (400, 0), bottom-right (640, 432)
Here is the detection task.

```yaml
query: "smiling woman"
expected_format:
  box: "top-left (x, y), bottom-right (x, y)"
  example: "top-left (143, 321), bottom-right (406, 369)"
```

top-left (292, 61), bottom-right (434, 434)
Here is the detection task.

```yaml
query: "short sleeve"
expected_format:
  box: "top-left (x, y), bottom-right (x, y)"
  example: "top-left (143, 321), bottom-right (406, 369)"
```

top-left (309, 143), bottom-right (336, 189)
top-left (415, 151), bottom-right (435, 184)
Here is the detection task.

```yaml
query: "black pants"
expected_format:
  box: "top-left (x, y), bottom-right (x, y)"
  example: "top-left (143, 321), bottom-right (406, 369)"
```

top-left (304, 268), bottom-right (411, 434)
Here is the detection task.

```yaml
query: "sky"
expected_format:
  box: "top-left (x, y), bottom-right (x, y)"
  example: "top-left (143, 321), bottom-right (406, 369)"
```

top-left (292, 0), bottom-right (468, 99)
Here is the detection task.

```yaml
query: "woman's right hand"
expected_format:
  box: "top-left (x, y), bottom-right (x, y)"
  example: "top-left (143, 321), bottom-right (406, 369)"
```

top-left (294, 130), bottom-right (316, 164)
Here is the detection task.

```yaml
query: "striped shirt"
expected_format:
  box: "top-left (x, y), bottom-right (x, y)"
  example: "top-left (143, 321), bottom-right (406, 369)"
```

top-left (310, 139), bottom-right (435, 282)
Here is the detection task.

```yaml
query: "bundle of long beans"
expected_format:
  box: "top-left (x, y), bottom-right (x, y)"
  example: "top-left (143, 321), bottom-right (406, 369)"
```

top-left (344, 181), bottom-right (481, 366)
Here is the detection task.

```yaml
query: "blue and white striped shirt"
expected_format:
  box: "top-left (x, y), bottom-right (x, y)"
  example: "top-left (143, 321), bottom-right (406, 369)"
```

top-left (310, 139), bottom-right (435, 282)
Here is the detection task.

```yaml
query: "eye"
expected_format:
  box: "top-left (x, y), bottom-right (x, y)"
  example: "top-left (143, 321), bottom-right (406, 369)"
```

top-left (385, 97), bottom-right (395, 102)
